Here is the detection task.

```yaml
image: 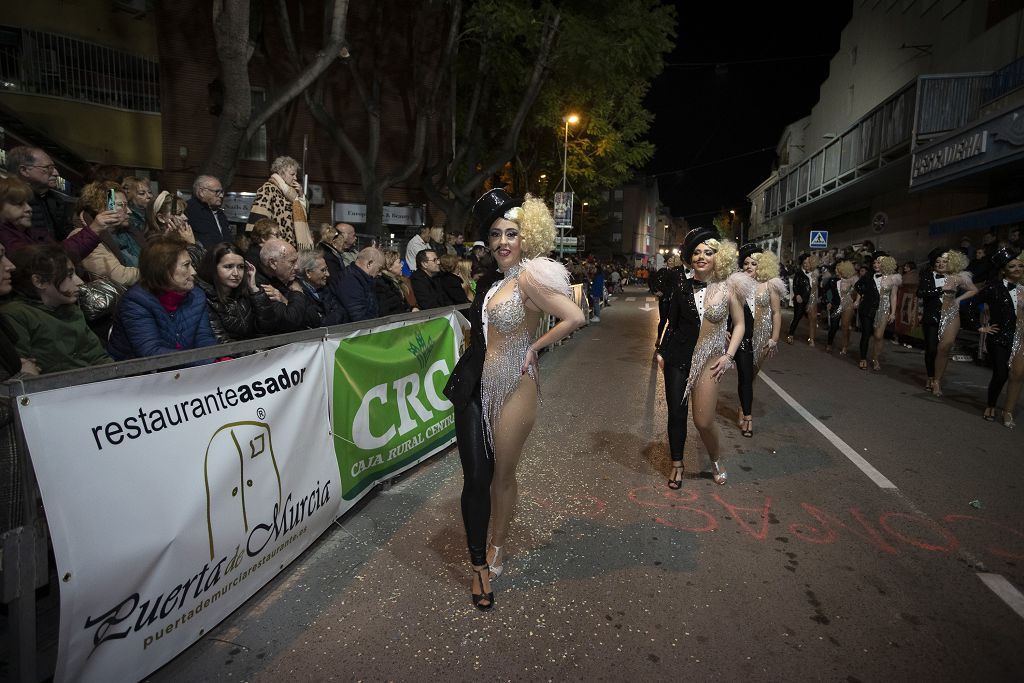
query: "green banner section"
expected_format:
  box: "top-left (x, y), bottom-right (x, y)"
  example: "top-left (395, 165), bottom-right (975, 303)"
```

top-left (332, 317), bottom-right (456, 499)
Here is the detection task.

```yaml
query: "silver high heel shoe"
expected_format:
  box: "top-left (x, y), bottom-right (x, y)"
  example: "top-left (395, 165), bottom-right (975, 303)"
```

top-left (488, 545), bottom-right (504, 578)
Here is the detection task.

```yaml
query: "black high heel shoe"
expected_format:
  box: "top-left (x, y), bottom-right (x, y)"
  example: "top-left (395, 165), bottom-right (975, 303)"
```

top-left (471, 565), bottom-right (494, 611)
top-left (668, 462), bottom-right (684, 490)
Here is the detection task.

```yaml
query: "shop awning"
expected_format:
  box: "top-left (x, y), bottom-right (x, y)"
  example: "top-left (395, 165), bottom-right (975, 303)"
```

top-left (928, 201), bottom-right (1024, 236)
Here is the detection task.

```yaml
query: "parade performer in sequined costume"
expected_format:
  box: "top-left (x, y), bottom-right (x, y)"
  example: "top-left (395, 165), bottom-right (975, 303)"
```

top-left (825, 260), bottom-right (858, 355)
top-left (734, 244), bottom-right (784, 437)
top-left (855, 252), bottom-right (901, 371)
top-left (974, 247), bottom-right (1024, 428)
top-left (786, 253), bottom-right (819, 346)
top-left (928, 249), bottom-right (976, 397)
top-left (443, 189), bottom-right (584, 611)
top-left (658, 228), bottom-right (752, 488)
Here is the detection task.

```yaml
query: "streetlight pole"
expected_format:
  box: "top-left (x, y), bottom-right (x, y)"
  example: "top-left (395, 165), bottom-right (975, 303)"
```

top-left (559, 114), bottom-right (579, 259)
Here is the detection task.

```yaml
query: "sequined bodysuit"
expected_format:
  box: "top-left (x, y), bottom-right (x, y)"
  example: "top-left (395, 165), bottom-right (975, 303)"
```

top-left (684, 280), bottom-right (732, 399)
top-left (937, 273), bottom-right (970, 341)
top-left (1011, 283), bottom-right (1024, 368)
top-left (752, 278), bottom-right (784, 367)
top-left (833, 276), bottom-right (856, 320)
top-left (873, 274), bottom-right (902, 330)
top-left (807, 270), bottom-right (819, 309)
top-left (480, 263), bottom-right (534, 452)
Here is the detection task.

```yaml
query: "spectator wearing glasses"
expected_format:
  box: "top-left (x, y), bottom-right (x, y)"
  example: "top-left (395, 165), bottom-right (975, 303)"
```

top-left (296, 249), bottom-right (348, 326)
top-left (0, 177), bottom-right (109, 262)
top-left (254, 238), bottom-right (319, 333)
top-left (5, 146), bottom-right (73, 241)
top-left (185, 175), bottom-right (232, 248)
top-left (410, 249), bottom-right (450, 309)
top-left (67, 181), bottom-right (147, 287)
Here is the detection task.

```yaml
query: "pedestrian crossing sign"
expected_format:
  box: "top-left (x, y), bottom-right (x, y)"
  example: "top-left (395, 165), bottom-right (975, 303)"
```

top-left (809, 230), bottom-right (828, 248)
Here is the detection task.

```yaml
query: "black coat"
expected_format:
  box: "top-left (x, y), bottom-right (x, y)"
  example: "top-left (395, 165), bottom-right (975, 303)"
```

top-left (375, 275), bottom-right (412, 316)
top-left (253, 267), bottom-right (320, 333)
top-left (185, 197), bottom-right (232, 249)
top-left (334, 265), bottom-right (380, 322)
top-left (792, 269), bottom-right (811, 301)
top-left (443, 270), bottom-right (502, 410)
top-left (28, 189), bottom-right (72, 241)
top-left (917, 270), bottom-right (945, 327)
top-left (854, 272), bottom-right (881, 321)
top-left (658, 277), bottom-right (704, 372)
top-left (437, 271), bottom-right (470, 306)
top-left (976, 279), bottom-right (1019, 348)
top-left (410, 270), bottom-right (449, 309)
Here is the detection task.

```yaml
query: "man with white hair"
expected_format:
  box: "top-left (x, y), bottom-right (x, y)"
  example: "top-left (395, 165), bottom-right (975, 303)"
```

top-left (185, 174), bottom-right (231, 248)
top-left (254, 238), bottom-right (319, 333)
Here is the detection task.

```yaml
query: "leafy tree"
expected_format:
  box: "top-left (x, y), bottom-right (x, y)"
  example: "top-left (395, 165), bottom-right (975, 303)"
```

top-left (202, 0), bottom-right (350, 185)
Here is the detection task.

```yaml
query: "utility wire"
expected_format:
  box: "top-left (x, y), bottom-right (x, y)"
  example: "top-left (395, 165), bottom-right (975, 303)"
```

top-left (666, 53), bottom-right (833, 68)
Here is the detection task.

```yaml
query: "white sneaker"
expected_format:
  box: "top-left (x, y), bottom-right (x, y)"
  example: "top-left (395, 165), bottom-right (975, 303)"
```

top-left (590, 316), bottom-right (601, 322)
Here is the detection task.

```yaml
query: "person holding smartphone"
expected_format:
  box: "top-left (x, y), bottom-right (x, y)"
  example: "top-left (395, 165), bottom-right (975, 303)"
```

top-left (0, 176), bottom-right (112, 261)
top-left (67, 182), bottom-right (148, 287)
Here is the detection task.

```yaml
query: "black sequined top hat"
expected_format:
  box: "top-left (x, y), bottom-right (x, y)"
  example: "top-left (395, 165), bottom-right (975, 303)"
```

top-left (871, 250), bottom-right (889, 260)
top-left (797, 252), bottom-right (811, 266)
top-left (990, 246), bottom-right (1020, 272)
top-left (927, 247), bottom-right (945, 266)
top-left (472, 188), bottom-right (523, 241)
top-left (681, 227), bottom-right (720, 262)
top-left (738, 242), bottom-right (763, 267)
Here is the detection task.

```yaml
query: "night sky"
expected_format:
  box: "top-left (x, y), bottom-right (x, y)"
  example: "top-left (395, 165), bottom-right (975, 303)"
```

top-left (645, 1), bottom-right (853, 223)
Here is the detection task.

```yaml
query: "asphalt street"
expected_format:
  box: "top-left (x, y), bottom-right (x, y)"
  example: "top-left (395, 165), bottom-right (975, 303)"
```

top-left (149, 285), bottom-right (1024, 682)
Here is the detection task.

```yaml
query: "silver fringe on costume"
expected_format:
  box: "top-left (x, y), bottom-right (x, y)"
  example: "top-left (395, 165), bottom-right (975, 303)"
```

top-left (873, 274), bottom-right (902, 330)
top-left (684, 273), bottom-right (754, 399)
top-left (753, 277), bottom-right (785, 368)
top-left (1011, 284), bottom-right (1024, 368)
top-left (807, 270), bottom-right (819, 308)
top-left (938, 291), bottom-right (959, 341)
top-left (479, 258), bottom-right (572, 453)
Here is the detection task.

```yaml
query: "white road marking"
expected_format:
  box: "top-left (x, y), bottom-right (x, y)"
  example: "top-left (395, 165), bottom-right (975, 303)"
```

top-left (646, 297), bottom-right (655, 302)
top-left (625, 297), bottom-right (636, 301)
top-left (977, 573), bottom-right (1024, 621)
top-left (759, 373), bottom-right (897, 489)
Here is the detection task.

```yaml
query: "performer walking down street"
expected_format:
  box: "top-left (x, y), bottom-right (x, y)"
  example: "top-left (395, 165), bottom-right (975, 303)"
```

top-left (825, 259), bottom-right (858, 354)
top-left (975, 247), bottom-right (1024, 427)
top-left (927, 249), bottom-right (977, 397)
top-left (917, 247), bottom-right (946, 388)
top-left (443, 189), bottom-right (584, 611)
top-left (855, 251), bottom-right (901, 371)
top-left (735, 244), bottom-right (784, 437)
top-left (658, 228), bottom-right (751, 487)
top-left (786, 253), bottom-right (818, 346)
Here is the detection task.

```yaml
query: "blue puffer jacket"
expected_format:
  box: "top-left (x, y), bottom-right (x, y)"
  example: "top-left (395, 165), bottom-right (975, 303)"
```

top-left (108, 284), bottom-right (218, 361)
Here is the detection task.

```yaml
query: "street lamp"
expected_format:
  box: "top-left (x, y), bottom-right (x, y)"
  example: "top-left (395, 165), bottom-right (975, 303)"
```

top-left (559, 114), bottom-right (579, 258)
top-left (561, 114), bottom-right (578, 193)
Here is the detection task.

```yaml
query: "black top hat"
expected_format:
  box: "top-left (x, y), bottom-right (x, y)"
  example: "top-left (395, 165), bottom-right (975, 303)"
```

top-left (990, 246), bottom-right (1020, 273)
top-left (472, 188), bottom-right (523, 240)
top-left (682, 227), bottom-right (719, 262)
top-left (738, 242), bottom-right (762, 267)
top-left (797, 252), bottom-right (811, 265)
top-left (871, 250), bottom-right (889, 260)
top-left (927, 247), bottom-right (945, 266)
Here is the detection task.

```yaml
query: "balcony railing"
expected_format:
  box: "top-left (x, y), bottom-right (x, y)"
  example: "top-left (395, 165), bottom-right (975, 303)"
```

top-left (0, 25), bottom-right (160, 113)
top-left (763, 79), bottom-right (916, 220)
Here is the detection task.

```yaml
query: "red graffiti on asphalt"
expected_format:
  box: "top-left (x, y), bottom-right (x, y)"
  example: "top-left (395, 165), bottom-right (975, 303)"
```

top-left (626, 486), bottom-right (1024, 562)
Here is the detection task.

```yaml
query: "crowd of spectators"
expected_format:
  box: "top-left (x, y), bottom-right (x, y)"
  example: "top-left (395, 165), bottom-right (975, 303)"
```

top-left (0, 147), bottom-right (510, 376)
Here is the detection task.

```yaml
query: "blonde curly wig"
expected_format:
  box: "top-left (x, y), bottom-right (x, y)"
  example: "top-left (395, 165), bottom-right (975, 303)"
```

top-left (702, 238), bottom-right (738, 281)
top-left (877, 255), bottom-right (897, 275)
top-left (753, 250), bottom-right (780, 282)
top-left (506, 194), bottom-right (556, 258)
top-left (835, 260), bottom-right (856, 279)
top-left (941, 249), bottom-right (969, 275)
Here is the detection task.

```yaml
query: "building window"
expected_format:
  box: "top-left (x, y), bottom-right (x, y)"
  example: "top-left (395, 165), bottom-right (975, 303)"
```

top-left (612, 233), bottom-right (622, 242)
top-left (242, 89), bottom-right (267, 161)
top-left (0, 25), bottom-right (159, 112)
top-left (614, 189), bottom-right (623, 201)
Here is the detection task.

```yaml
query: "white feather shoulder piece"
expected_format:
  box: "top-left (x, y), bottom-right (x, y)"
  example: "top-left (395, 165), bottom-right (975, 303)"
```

top-left (727, 270), bottom-right (756, 301)
top-left (520, 257), bottom-right (571, 297)
top-left (766, 276), bottom-right (786, 297)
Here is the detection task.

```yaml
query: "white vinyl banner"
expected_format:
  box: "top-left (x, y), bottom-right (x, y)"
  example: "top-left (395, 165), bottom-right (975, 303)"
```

top-left (18, 342), bottom-right (339, 683)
